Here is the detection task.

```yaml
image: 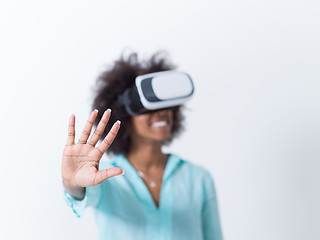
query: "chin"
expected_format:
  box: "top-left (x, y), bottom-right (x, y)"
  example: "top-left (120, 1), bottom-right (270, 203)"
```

top-left (151, 134), bottom-right (171, 143)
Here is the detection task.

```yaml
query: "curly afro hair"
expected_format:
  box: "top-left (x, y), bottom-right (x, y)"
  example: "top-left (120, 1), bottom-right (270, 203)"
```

top-left (92, 52), bottom-right (185, 155)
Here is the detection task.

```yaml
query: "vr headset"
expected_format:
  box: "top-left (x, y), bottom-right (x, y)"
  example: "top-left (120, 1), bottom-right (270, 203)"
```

top-left (118, 70), bottom-right (194, 116)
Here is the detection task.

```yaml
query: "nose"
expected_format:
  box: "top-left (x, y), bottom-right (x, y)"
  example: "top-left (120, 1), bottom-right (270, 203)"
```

top-left (150, 109), bottom-right (173, 121)
top-left (153, 108), bottom-right (171, 116)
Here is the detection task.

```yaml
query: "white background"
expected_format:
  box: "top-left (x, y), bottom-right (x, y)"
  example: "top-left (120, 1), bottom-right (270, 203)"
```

top-left (0, 0), bottom-right (319, 239)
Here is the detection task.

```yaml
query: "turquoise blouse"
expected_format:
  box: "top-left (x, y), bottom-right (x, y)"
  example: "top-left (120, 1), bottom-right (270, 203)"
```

top-left (64, 154), bottom-right (223, 240)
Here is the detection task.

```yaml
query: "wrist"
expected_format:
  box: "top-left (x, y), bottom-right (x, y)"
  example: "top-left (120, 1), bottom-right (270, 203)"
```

top-left (63, 180), bottom-right (86, 200)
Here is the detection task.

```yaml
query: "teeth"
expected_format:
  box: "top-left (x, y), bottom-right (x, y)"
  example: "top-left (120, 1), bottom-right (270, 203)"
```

top-left (151, 121), bottom-right (168, 127)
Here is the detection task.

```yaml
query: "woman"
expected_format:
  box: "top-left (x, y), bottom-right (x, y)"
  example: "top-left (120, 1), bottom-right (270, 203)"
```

top-left (62, 52), bottom-right (223, 240)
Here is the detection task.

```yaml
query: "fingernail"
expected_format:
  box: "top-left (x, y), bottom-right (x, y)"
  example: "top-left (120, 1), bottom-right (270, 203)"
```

top-left (107, 108), bottom-right (111, 112)
top-left (94, 109), bottom-right (99, 113)
top-left (120, 170), bottom-right (125, 176)
top-left (117, 120), bottom-right (121, 125)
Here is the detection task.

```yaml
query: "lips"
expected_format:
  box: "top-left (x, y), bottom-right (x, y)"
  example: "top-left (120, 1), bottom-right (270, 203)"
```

top-left (150, 120), bottom-right (168, 128)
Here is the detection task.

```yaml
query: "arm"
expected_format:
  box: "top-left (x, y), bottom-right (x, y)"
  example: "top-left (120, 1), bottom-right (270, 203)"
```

top-left (202, 173), bottom-right (223, 240)
top-left (63, 183), bottom-right (101, 218)
top-left (63, 180), bottom-right (85, 200)
top-left (61, 109), bottom-right (124, 214)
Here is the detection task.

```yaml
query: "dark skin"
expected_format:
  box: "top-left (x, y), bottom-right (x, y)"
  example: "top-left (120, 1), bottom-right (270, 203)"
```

top-left (126, 109), bottom-right (173, 207)
top-left (62, 109), bottom-right (123, 200)
top-left (62, 108), bottom-right (173, 208)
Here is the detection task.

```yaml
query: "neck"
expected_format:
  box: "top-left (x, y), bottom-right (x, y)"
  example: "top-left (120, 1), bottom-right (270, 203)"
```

top-left (126, 139), bottom-right (168, 172)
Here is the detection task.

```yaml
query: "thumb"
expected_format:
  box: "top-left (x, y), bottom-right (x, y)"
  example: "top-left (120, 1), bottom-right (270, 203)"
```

top-left (94, 167), bottom-right (124, 185)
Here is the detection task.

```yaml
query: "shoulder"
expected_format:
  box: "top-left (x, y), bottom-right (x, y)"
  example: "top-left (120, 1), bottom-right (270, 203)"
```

top-left (172, 154), bottom-right (214, 183)
top-left (173, 154), bottom-right (217, 200)
top-left (175, 154), bottom-right (212, 175)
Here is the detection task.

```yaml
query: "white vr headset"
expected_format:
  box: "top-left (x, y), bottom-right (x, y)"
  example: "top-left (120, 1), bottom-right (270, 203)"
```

top-left (118, 70), bottom-right (194, 115)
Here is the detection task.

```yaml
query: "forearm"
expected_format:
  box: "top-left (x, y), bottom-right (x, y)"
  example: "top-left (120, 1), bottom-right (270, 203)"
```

top-left (63, 180), bottom-right (86, 200)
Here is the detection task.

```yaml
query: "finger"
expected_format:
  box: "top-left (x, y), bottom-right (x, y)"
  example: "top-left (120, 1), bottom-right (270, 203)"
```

top-left (88, 109), bottom-right (111, 146)
top-left (66, 114), bottom-right (75, 146)
top-left (96, 120), bottom-right (121, 154)
top-left (78, 109), bottom-right (98, 144)
top-left (93, 167), bottom-right (124, 185)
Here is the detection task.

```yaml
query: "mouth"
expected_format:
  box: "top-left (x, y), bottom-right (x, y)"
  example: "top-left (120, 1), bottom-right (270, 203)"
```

top-left (150, 120), bottom-right (169, 128)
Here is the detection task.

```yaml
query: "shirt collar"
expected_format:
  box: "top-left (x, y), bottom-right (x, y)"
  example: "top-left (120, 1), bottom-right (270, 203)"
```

top-left (109, 153), bottom-right (183, 210)
top-left (110, 153), bottom-right (183, 183)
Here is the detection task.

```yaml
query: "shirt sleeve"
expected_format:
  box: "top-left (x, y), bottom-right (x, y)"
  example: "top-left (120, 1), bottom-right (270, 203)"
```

top-left (202, 172), bottom-right (223, 240)
top-left (63, 184), bottom-right (101, 218)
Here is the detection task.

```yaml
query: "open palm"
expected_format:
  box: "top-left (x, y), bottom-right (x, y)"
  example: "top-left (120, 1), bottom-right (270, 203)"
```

top-left (62, 109), bottom-right (123, 188)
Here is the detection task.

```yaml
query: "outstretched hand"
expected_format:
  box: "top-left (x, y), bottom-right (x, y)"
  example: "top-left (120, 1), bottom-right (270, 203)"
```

top-left (62, 109), bottom-right (123, 189)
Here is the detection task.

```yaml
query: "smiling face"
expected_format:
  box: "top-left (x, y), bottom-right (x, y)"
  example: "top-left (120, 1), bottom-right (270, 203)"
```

top-left (130, 109), bottom-right (174, 144)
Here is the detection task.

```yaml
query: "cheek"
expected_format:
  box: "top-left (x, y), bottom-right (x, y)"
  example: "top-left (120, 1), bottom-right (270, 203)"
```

top-left (169, 113), bottom-right (174, 127)
top-left (131, 116), bottom-right (150, 133)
